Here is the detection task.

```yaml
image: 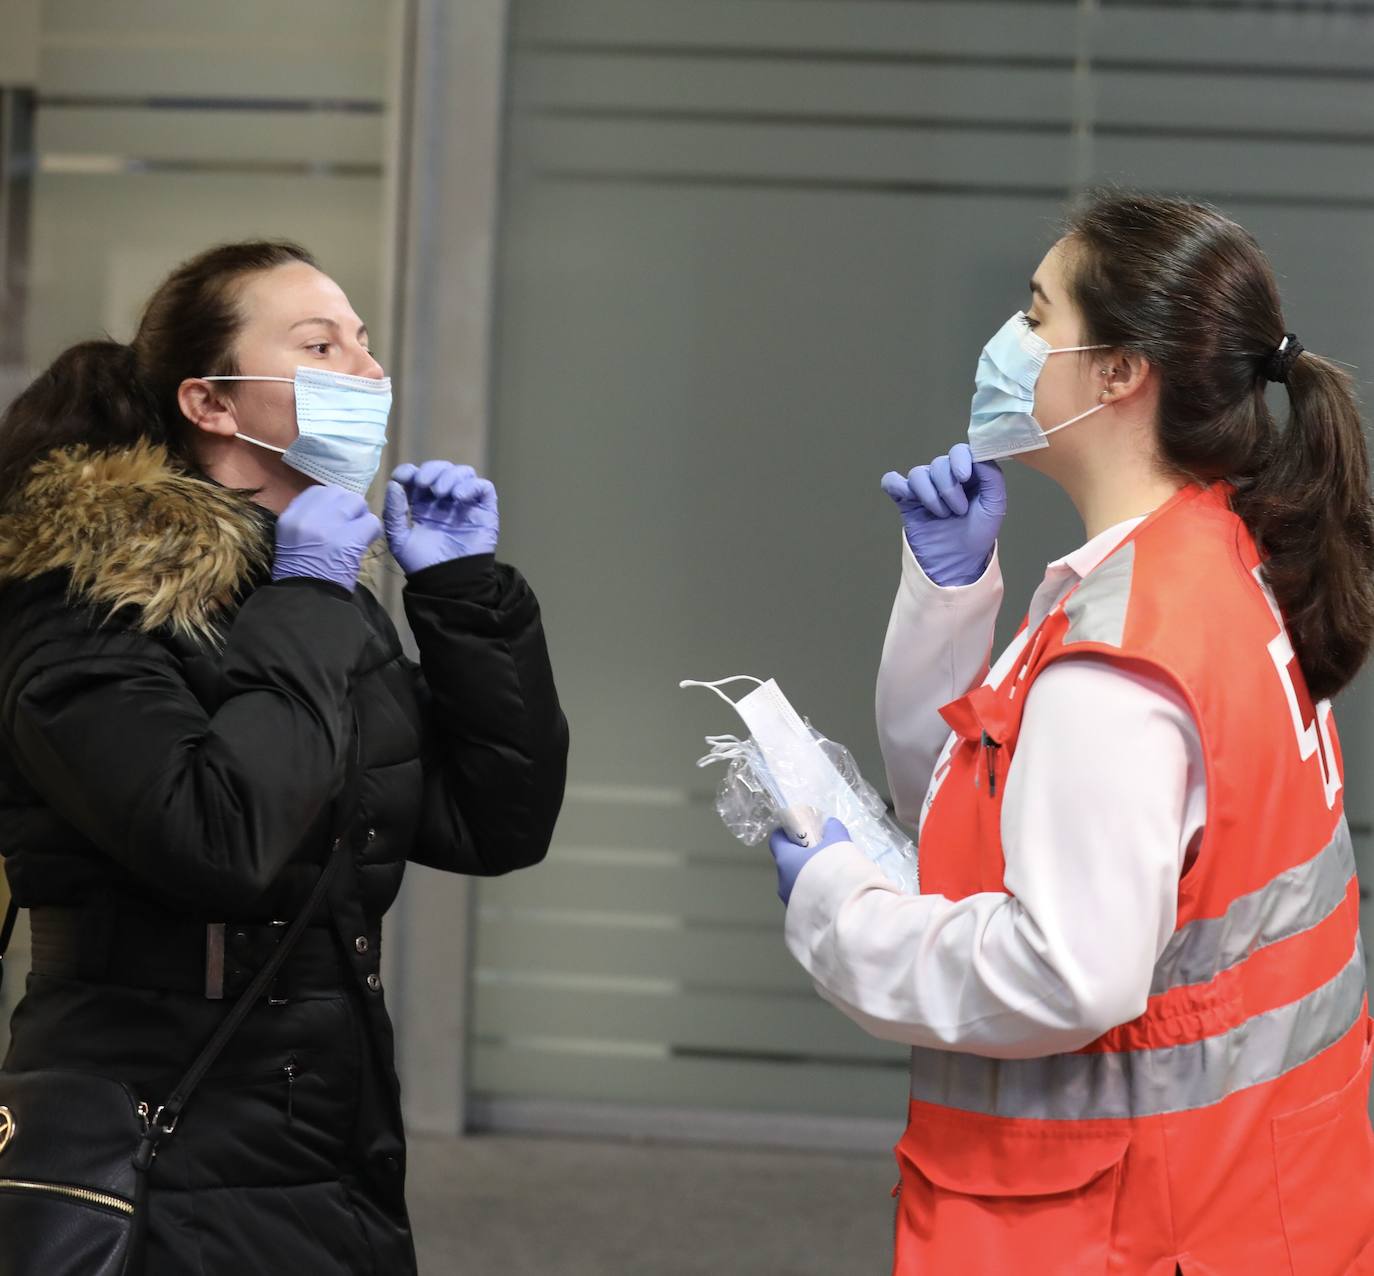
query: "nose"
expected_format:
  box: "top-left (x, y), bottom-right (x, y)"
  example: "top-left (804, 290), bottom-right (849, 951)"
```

top-left (353, 347), bottom-right (385, 380)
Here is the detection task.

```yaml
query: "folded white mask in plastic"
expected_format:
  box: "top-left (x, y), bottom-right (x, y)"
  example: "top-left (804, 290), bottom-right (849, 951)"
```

top-left (682, 675), bottom-right (919, 892)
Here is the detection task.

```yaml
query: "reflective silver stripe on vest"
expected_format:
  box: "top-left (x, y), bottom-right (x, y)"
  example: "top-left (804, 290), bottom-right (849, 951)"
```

top-left (1062, 541), bottom-right (1135, 648)
top-left (1151, 817), bottom-right (1354, 997)
top-left (908, 936), bottom-right (1367, 1120)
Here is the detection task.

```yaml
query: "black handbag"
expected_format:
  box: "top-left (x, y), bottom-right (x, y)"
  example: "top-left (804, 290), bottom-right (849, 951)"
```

top-left (0, 768), bottom-right (356, 1276)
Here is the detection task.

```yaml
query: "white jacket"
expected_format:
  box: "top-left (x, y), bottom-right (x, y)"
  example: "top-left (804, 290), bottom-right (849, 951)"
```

top-left (783, 525), bottom-right (1207, 1058)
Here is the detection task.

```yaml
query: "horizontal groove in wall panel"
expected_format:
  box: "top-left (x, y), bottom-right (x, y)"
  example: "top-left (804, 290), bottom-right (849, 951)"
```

top-left (1097, 134), bottom-right (1374, 203)
top-left (1104, 0), bottom-right (1374, 12)
top-left (552, 798), bottom-right (740, 853)
top-left (36, 106), bottom-right (385, 167)
top-left (471, 1043), bottom-right (907, 1118)
top-left (514, 0), bottom-right (1374, 74)
top-left (515, 117), bottom-right (1075, 188)
top-left (510, 53), bottom-right (1076, 122)
top-left (514, 0), bottom-right (1080, 60)
top-left (510, 120), bottom-right (1374, 205)
top-left (1101, 5), bottom-right (1374, 71)
top-left (511, 54), bottom-right (1374, 141)
top-left (41, 46), bottom-right (387, 99)
top-left (1096, 69), bottom-right (1374, 136)
top-left (42, 0), bottom-right (388, 42)
top-left (475, 916), bottom-right (806, 994)
top-left (480, 855), bottom-right (784, 928)
top-left (527, 169), bottom-right (1374, 211)
top-left (473, 984), bottom-right (904, 1062)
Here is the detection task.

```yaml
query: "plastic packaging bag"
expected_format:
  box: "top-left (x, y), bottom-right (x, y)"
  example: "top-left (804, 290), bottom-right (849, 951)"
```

top-left (684, 677), bottom-right (919, 893)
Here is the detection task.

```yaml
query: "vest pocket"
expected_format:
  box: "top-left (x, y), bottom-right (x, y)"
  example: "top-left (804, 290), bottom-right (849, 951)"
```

top-left (1272, 1017), bottom-right (1374, 1276)
top-left (893, 1115), bottom-right (1129, 1276)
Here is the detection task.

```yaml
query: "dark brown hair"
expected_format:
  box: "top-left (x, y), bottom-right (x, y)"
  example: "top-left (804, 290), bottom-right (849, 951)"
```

top-left (0, 240), bottom-right (317, 508)
top-left (1062, 190), bottom-right (1374, 702)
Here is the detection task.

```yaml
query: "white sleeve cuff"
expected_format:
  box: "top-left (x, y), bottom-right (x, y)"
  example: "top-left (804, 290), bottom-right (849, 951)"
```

top-left (899, 531), bottom-right (1002, 602)
top-left (783, 840), bottom-right (894, 969)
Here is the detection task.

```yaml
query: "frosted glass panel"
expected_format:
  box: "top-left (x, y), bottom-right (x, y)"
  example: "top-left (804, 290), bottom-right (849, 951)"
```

top-left (475, 0), bottom-right (1374, 1131)
top-left (22, 0), bottom-right (393, 372)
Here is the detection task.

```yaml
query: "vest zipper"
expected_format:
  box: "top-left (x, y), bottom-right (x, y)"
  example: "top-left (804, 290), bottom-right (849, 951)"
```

top-left (981, 731), bottom-right (1002, 798)
top-left (0, 1178), bottom-right (134, 1215)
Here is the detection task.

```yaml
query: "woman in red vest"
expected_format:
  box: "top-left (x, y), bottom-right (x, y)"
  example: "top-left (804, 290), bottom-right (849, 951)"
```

top-left (771, 192), bottom-right (1374, 1274)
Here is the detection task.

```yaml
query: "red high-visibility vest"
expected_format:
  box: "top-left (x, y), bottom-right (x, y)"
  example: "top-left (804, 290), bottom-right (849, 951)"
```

top-left (899, 482), bottom-right (1374, 1276)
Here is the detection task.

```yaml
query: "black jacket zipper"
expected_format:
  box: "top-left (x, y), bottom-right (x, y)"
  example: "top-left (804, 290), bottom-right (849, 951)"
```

top-left (283, 1056), bottom-right (298, 1124)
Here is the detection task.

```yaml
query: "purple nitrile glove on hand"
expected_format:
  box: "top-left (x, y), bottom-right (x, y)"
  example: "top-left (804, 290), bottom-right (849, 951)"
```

top-left (768, 817), bottom-right (852, 906)
top-left (880, 443), bottom-right (1007, 586)
top-left (383, 461), bottom-right (500, 576)
top-left (272, 485), bottom-right (383, 593)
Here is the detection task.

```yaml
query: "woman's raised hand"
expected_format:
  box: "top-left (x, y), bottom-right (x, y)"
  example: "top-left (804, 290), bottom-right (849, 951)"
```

top-left (383, 461), bottom-right (500, 576)
top-left (880, 443), bottom-right (1007, 586)
top-left (272, 485), bottom-right (383, 592)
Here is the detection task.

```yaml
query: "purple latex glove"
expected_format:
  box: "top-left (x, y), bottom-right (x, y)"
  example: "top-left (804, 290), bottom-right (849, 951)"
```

top-left (272, 485), bottom-right (383, 592)
top-left (384, 461), bottom-right (500, 575)
top-left (880, 443), bottom-right (1007, 586)
top-left (768, 818), bottom-right (851, 906)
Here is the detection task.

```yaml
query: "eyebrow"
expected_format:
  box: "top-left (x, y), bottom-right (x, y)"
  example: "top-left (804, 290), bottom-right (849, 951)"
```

top-left (1028, 279), bottom-right (1052, 305)
top-left (290, 316), bottom-right (370, 342)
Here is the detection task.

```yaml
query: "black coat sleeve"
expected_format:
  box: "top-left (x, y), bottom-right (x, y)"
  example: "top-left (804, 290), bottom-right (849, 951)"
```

top-left (401, 555), bottom-right (568, 875)
top-left (0, 579), bottom-right (375, 913)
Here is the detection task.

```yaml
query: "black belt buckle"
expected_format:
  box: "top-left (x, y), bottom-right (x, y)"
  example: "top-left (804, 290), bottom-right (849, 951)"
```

top-left (205, 921), bottom-right (290, 1004)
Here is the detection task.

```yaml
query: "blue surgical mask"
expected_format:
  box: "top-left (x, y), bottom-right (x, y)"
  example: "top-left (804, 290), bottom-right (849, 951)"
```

top-left (968, 312), bottom-right (1109, 463)
top-left (203, 366), bottom-right (392, 495)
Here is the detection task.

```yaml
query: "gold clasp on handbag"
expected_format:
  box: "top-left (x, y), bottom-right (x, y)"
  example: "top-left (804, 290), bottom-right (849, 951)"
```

top-left (0, 1105), bottom-right (15, 1157)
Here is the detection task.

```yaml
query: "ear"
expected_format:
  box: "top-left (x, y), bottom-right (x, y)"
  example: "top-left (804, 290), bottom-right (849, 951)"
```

top-left (1097, 349), bottom-right (1152, 407)
top-left (178, 378), bottom-right (238, 438)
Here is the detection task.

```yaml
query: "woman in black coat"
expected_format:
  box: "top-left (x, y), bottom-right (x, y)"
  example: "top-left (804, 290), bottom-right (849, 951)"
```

top-left (0, 241), bottom-right (569, 1273)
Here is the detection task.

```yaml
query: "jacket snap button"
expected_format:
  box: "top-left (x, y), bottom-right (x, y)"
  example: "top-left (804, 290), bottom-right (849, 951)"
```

top-left (355, 936), bottom-right (369, 953)
top-left (366, 973), bottom-right (381, 992)
top-left (366, 828), bottom-right (377, 842)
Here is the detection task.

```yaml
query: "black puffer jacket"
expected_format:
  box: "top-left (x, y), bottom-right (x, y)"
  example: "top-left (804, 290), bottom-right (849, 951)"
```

top-left (0, 442), bottom-right (569, 1273)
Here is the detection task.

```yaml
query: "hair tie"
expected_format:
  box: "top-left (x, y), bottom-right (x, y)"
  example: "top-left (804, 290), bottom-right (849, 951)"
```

top-left (1263, 333), bottom-right (1304, 383)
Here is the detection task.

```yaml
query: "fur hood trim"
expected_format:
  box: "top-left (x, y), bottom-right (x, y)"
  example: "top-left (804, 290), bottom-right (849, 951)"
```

top-left (0, 442), bottom-right (271, 642)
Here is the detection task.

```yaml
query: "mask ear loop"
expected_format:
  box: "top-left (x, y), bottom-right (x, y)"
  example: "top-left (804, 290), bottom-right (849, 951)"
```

top-left (200, 375), bottom-right (296, 384)
top-left (679, 676), bottom-right (764, 709)
top-left (1039, 400), bottom-right (1109, 438)
top-left (1035, 344), bottom-right (1114, 437)
top-left (199, 376), bottom-right (298, 456)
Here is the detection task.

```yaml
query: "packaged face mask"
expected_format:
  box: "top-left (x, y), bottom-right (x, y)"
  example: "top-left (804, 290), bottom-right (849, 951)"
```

top-left (203, 366), bottom-right (392, 494)
top-left (683, 675), bottom-right (919, 893)
top-left (967, 312), bottom-right (1109, 463)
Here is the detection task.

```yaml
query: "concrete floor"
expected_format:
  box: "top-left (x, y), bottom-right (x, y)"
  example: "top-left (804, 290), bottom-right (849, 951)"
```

top-left (406, 1133), bottom-right (897, 1275)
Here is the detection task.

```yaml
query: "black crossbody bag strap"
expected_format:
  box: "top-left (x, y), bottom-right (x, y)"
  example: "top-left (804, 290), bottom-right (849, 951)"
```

top-left (0, 900), bottom-right (16, 967)
top-left (131, 725), bottom-right (362, 1171)
top-left (0, 898), bottom-right (17, 998)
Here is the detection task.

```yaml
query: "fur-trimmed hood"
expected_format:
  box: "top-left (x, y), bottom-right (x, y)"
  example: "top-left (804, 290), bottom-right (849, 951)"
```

top-left (0, 442), bottom-right (271, 642)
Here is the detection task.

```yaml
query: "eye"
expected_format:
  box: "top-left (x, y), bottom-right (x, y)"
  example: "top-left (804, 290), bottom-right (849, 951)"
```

top-left (305, 342), bottom-right (332, 356)
top-left (1024, 315), bottom-right (1041, 330)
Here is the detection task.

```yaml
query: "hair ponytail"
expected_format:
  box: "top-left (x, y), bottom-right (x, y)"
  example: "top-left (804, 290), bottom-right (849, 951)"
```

top-left (0, 340), bottom-right (170, 510)
top-left (1232, 351), bottom-right (1374, 702)
top-left (0, 239), bottom-right (316, 512)
top-left (1064, 191), bottom-right (1374, 702)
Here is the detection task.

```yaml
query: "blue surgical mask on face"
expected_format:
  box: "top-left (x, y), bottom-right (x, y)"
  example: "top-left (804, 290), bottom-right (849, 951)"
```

top-left (967, 312), bottom-right (1109, 463)
top-left (202, 366), bottom-right (392, 495)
